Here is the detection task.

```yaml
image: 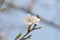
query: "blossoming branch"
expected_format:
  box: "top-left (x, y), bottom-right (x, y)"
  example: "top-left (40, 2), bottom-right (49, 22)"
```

top-left (15, 14), bottom-right (42, 40)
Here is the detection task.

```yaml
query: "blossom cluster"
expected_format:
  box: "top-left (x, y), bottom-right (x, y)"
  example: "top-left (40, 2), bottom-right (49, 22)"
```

top-left (24, 14), bottom-right (40, 25)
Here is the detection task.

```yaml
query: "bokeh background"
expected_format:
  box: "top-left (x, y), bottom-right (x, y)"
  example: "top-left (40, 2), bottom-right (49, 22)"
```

top-left (0, 0), bottom-right (60, 40)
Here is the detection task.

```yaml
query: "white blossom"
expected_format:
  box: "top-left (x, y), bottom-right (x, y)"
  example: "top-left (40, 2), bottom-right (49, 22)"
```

top-left (33, 16), bottom-right (40, 24)
top-left (24, 14), bottom-right (40, 25)
top-left (24, 14), bottom-right (34, 25)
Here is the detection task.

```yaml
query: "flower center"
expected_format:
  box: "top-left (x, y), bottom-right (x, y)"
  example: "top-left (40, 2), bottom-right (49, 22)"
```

top-left (28, 18), bottom-right (32, 22)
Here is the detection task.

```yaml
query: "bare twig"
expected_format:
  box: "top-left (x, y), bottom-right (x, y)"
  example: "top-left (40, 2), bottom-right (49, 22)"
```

top-left (27, 0), bottom-right (37, 10)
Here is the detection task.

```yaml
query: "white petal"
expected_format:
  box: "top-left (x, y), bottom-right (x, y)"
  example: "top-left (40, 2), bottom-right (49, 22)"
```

top-left (24, 14), bottom-right (33, 25)
top-left (33, 16), bottom-right (40, 24)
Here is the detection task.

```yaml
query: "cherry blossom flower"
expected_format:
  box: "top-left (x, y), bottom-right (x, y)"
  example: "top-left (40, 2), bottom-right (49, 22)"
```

top-left (33, 16), bottom-right (40, 24)
top-left (24, 14), bottom-right (40, 25)
top-left (24, 14), bottom-right (34, 25)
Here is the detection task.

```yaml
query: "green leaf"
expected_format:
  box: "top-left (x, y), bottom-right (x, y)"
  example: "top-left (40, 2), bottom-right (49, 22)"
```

top-left (35, 27), bottom-right (42, 30)
top-left (26, 39), bottom-right (30, 40)
top-left (38, 27), bottom-right (42, 29)
top-left (26, 35), bottom-right (32, 39)
top-left (28, 24), bottom-right (32, 32)
top-left (15, 32), bottom-right (22, 40)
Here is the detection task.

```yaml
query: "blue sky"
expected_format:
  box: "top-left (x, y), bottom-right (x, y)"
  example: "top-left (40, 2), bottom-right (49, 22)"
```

top-left (0, 0), bottom-right (60, 40)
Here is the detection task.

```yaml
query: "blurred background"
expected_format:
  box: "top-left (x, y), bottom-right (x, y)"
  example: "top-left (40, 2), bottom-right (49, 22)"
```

top-left (0, 0), bottom-right (60, 40)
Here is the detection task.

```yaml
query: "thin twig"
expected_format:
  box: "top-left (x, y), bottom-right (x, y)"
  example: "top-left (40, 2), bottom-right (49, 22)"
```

top-left (20, 24), bottom-right (37, 40)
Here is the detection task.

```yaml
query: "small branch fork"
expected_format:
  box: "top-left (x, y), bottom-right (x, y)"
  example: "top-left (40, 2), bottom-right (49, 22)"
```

top-left (20, 24), bottom-right (41, 40)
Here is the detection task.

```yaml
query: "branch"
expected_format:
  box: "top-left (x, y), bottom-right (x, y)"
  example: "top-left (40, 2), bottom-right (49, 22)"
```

top-left (20, 24), bottom-right (40, 40)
